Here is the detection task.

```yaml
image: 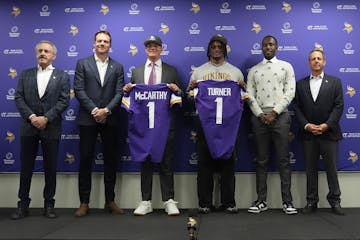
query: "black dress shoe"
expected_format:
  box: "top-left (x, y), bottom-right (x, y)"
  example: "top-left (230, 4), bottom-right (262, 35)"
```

top-left (44, 207), bottom-right (57, 218)
top-left (302, 203), bottom-right (317, 214)
top-left (11, 207), bottom-right (29, 220)
top-left (331, 205), bottom-right (345, 216)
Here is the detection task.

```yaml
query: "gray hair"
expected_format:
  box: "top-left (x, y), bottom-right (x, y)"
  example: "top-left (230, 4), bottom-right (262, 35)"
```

top-left (35, 40), bottom-right (57, 55)
top-left (308, 48), bottom-right (325, 61)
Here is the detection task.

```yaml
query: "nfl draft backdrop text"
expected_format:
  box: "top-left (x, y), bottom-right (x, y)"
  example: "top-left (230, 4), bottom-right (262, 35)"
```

top-left (1, 1), bottom-right (359, 173)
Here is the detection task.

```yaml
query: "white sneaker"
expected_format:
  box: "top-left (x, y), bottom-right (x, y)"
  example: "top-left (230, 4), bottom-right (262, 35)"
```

top-left (134, 201), bottom-right (153, 216)
top-left (164, 199), bottom-right (180, 216)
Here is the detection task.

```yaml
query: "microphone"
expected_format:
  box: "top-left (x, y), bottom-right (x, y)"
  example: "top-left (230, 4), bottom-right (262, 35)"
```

top-left (187, 209), bottom-right (198, 240)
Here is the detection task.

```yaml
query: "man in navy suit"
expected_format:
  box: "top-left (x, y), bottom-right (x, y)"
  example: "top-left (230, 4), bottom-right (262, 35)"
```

top-left (12, 40), bottom-right (70, 219)
top-left (74, 30), bottom-right (124, 217)
top-left (123, 35), bottom-right (182, 216)
top-left (294, 49), bottom-right (345, 215)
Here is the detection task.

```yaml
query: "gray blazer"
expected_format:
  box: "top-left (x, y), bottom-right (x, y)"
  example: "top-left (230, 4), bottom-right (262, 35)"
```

top-left (15, 67), bottom-right (70, 139)
top-left (74, 55), bottom-right (124, 126)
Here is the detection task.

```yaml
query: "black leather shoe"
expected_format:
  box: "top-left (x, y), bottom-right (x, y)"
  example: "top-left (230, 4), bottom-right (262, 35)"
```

top-left (302, 203), bottom-right (317, 214)
top-left (11, 207), bottom-right (29, 220)
top-left (44, 207), bottom-right (57, 218)
top-left (331, 205), bottom-right (345, 216)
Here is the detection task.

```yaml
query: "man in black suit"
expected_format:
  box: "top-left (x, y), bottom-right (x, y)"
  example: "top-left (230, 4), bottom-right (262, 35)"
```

top-left (74, 30), bottom-right (124, 217)
top-left (12, 40), bottom-right (70, 219)
top-left (294, 49), bottom-right (345, 215)
top-left (123, 35), bottom-right (182, 216)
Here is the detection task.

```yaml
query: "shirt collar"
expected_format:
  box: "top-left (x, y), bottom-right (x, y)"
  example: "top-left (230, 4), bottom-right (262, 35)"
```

top-left (262, 56), bottom-right (278, 64)
top-left (37, 64), bottom-right (55, 71)
top-left (146, 58), bottom-right (162, 67)
top-left (94, 54), bottom-right (109, 63)
top-left (310, 72), bottom-right (324, 79)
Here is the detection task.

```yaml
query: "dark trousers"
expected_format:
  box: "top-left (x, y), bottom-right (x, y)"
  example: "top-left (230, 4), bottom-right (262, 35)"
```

top-left (251, 112), bottom-right (293, 203)
top-left (78, 124), bottom-right (119, 203)
top-left (141, 131), bottom-right (175, 201)
top-left (18, 136), bottom-right (59, 208)
top-left (196, 126), bottom-right (236, 208)
top-left (303, 138), bottom-right (341, 206)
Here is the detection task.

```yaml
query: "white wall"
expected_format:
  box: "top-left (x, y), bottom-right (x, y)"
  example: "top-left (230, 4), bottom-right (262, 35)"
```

top-left (1, 172), bottom-right (359, 209)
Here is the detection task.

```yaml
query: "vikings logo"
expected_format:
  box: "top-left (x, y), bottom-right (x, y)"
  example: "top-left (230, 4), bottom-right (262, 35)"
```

top-left (100, 4), bottom-right (109, 15)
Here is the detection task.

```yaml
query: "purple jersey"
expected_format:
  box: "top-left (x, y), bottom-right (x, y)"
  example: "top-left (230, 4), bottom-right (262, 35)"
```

top-left (122, 84), bottom-right (181, 163)
top-left (195, 80), bottom-right (243, 159)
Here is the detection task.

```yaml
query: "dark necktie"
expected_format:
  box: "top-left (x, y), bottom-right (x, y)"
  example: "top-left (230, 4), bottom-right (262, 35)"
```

top-left (148, 62), bottom-right (156, 85)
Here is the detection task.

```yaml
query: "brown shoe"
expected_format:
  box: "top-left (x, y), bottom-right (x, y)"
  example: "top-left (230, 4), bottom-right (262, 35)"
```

top-left (104, 201), bottom-right (124, 214)
top-left (74, 203), bottom-right (89, 217)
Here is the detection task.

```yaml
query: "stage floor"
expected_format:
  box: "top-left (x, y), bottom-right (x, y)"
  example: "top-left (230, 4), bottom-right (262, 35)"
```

top-left (0, 208), bottom-right (358, 240)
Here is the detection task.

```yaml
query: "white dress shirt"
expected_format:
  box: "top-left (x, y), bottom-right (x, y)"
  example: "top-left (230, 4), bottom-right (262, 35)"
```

top-left (144, 59), bottom-right (162, 85)
top-left (94, 54), bottom-right (109, 86)
top-left (309, 72), bottom-right (324, 101)
top-left (37, 64), bottom-right (54, 98)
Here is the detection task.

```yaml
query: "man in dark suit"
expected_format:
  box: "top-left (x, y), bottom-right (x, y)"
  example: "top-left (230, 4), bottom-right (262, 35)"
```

top-left (12, 40), bottom-right (70, 219)
top-left (294, 49), bottom-right (345, 215)
top-left (123, 35), bottom-right (182, 216)
top-left (74, 30), bottom-right (124, 217)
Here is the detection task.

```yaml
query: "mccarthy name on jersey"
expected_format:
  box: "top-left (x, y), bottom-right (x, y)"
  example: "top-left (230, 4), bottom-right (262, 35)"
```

top-left (122, 83), bottom-right (181, 163)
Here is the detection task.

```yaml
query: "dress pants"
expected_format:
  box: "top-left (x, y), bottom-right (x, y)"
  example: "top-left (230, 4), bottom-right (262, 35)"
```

top-left (140, 129), bottom-right (175, 201)
top-left (251, 112), bottom-right (293, 203)
top-left (78, 124), bottom-right (118, 203)
top-left (196, 125), bottom-right (236, 208)
top-left (18, 135), bottom-right (59, 208)
top-left (303, 137), bottom-right (341, 206)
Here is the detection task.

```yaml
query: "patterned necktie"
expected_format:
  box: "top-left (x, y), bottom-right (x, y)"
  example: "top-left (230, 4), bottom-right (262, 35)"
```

top-left (148, 62), bottom-right (156, 85)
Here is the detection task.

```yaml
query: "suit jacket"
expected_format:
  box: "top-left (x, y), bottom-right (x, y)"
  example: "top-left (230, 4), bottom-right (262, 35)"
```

top-left (15, 67), bottom-right (70, 139)
top-left (294, 73), bottom-right (344, 141)
top-left (74, 55), bottom-right (124, 126)
top-left (131, 61), bottom-right (182, 132)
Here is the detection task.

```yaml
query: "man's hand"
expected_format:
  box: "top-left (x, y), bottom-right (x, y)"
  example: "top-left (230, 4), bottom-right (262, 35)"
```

top-left (123, 83), bottom-right (134, 93)
top-left (30, 116), bottom-right (48, 130)
top-left (187, 80), bottom-right (198, 91)
top-left (167, 83), bottom-right (180, 93)
top-left (261, 111), bottom-right (278, 125)
top-left (238, 80), bottom-right (247, 90)
top-left (305, 123), bottom-right (323, 135)
top-left (92, 108), bottom-right (107, 124)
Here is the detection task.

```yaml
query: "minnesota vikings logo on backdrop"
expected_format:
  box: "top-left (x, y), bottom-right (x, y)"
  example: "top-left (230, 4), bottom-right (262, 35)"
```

top-left (65, 152), bottom-right (75, 164)
top-left (190, 3), bottom-right (200, 13)
top-left (348, 151), bottom-right (358, 163)
top-left (8, 68), bottom-right (17, 79)
top-left (314, 42), bottom-right (323, 51)
top-left (11, 6), bottom-right (21, 16)
top-left (251, 22), bottom-right (262, 34)
top-left (343, 22), bottom-right (353, 34)
top-left (282, 2), bottom-right (291, 13)
top-left (5, 131), bottom-right (15, 143)
top-left (346, 85), bottom-right (356, 97)
top-left (159, 23), bottom-right (169, 34)
top-left (69, 25), bottom-right (79, 36)
top-left (128, 44), bottom-right (138, 56)
top-left (100, 4), bottom-right (109, 15)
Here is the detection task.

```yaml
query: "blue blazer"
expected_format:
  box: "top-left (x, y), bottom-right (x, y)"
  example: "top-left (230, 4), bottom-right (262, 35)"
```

top-left (74, 55), bottom-right (124, 126)
top-left (15, 67), bottom-right (70, 139)
top-left (294, 73), bottom-right (344, 141)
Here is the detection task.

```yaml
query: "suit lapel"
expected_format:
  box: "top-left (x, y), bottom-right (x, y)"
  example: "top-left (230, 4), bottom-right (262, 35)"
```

top-left (89, 56), bottom-right (102, 86)
top-left (304, 76), bottom-right (315, 103)
top-left (31, 68), bottom-right (41, 100)
top-left (41, 69), bottom-right (57, 99)
top-left (161, 63), bottom-right (167, 83)
top-left (316, 74), bottom-right (329, 102)
top-left (103, 58), bottom-right (114, 87)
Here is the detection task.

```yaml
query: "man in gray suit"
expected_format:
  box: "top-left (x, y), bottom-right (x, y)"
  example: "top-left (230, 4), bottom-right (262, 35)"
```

top-left (123, 35), bottom-right (182, 216)
top-left (294, 49), bottom-right (345, 215)
top-left (12, 40), bottom-right (70, 219)
top-left (74, 30), bottom-right (124, 217)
